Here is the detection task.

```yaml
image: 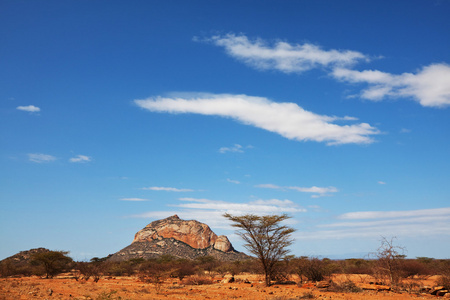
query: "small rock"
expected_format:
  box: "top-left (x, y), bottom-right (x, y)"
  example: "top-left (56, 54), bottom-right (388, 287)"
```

top-left (431, 286), bottom-right (445, 295)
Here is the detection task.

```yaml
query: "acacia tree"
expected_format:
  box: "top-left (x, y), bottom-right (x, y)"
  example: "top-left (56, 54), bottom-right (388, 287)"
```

top-left (31, 250), bottom-right (72, 279)
top-left (223, 213), bottom-right (295, 286)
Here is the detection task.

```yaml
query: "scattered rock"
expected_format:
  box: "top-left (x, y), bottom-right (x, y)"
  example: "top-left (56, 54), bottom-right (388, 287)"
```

top-left (436, 290), bottom-right (449, 296)
top-left (316, 281), bottom-right (330, 288)
top-left (431, 286), bottom-right (445, 295)
top-left (221, 276), bottom-right (235, 283)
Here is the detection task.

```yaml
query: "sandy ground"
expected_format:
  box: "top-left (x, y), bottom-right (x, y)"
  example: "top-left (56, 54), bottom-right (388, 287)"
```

top-left (0, 274), bottom-right (442, 300)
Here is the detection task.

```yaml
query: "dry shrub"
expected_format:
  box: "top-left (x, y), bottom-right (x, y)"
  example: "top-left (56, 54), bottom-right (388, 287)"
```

top-left (182, 275), bottom-right (213, 285)
top-left (400, 279), bottom-right (421, 294)
top-left (138, 261), bottom-right (173, 294)
top-left (400, 260), bottom-right (431, 278)
top-left (341, 258), bottom-right (374, 275)
top-left (326, 280), bottom-right (362, 293)
top-left (298, 291), bottom-right (316, 299)
top-left (295, 257), bottom-right (333, 282)
top-left (76, 262), bottom-right (103, 282)
top-left (437, 274), bottom-right (450, 289)
top-left (171, 261), bottom-right (196, 280)
top-left (95, 290), bottom-right (121, 300)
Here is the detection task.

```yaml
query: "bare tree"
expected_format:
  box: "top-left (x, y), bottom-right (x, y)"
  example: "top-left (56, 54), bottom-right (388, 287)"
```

top-left (373, 236), bottom-right (406, 288)
top-left (223, 213), bottom-right (295, 286)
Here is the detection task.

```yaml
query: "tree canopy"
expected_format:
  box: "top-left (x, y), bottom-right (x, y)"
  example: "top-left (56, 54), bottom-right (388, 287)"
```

top-left (223, 213), bottom-right (295, 286)
top-left (31, 250), bottom-right (72, 278)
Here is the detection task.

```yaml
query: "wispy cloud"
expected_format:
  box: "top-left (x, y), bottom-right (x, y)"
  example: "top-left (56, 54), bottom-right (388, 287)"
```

top-left (69, 155), bottom-right (91, 163)
top-left (205, 34), bottom-right (450, 108)
top-left (378, 181), bottom-right (386, 185)
top-left (227, 178), bottom-right (240, 184)
top-left (204, 33), bottom-right (368, 73)
top-left (256, 183), bottom-right (282, 189)
top-left (338, 207), bottom-right (450, 220)
top-left (17, 105), bottom-right (40, 113)
top-left (130, 197), bottom-right (305, 229)
top-left (28, 153), bottom-right (57, 163)
top-left (400, 128), bottom-right (411, 134)
top-left (332, 64), bottom-right (450, 108)
top-left (219, 144), bottom-right (243, 153)
top-left (135, 93), bottom-right (379, 145)
top-left (256, 183), bottom-right (338, 198)
top-left (296, 207), bottom-right (450, 240)
top-left (176, 197), bottom-right (305, 214)
top-left (119, 198), bottom-right (149, 201)
top-left (141, 186), bottom-right (194, 192)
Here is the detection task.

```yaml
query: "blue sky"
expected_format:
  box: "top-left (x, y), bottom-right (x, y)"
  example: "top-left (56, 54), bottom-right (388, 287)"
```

top-left (1, 0), bottom-right (449, 260)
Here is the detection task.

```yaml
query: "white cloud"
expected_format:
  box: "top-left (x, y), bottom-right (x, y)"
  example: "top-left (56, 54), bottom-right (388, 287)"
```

top-left (227, 178), bottom-right (240, 184)
top-left (141, 186), bottom-right (194, 192)
top-left (69, 155), bottom-right (91, 163)
top-left (119, 198), bottom-right (149, 201)
top-left (255, 183), bottom-right (283, 189)
top-left (378, 181), bottom-right (386, 185)
top-left (219, 144), bottom-right (243, 153)
top-left (297, 207), bottom-right (450, 240)
top-left (256, 183), bottom-right (338, 198)
top-left (28, 153), bottom-right (57, 163)
top-left (332, 63), bottom-right (450, 108)
top-left (175, 197), bottom-right (305, 214)
top-left (250, 199), bottom-right (296, 207)
top-left (205, 34), bottom-right (368, 73)
top-left (400, 128), bottom-right (411, 134)
top-left (135, 93), bottom-right (379, 145)
top-left (338, 207), bottom-right (450, 220)
top-left (17, 105), bottom-right (40, 113)
top-left (288, 186), bottom-right (338, 194)
top-left (131, 197), bottom-right (305, 229)
top-left (205, 34), bottom-right (450, 108)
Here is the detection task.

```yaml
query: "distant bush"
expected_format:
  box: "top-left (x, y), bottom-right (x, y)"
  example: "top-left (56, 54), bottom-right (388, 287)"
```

top-left (170, 260), bottom-right (196, 280)
top-left (436, 260), bottom-right (450, 289)
top-left (194, 256), bottom-right (218, 274)
top-left (0, 260), bottom-right (35, 277)
top-left (75, 261), bottom-right (103, 282)
top-left (339, 258), bottom-right (374, 275)
top-left (327, 280), bottom-right (362, 293)
top-left (182, 275), bottom-right (214, 285)
top-left (103, 261), bottom-right (134, 276)
top-left (214, 259), bottom-right (261, 276)
top-left (400, 259), bottom-right (432, 278)
top-left (294, 257), bottom-right (334, 282)
top-left (138, 260), bottom-right (173, 293)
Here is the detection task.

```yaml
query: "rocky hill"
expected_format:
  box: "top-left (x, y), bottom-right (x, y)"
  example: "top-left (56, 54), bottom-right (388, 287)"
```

top-left (1, 248), bottom-right (50, 265)
top-left (109, 215), bottom-right (247, 261)
top-left (0, 248), bottom-right (51, 276)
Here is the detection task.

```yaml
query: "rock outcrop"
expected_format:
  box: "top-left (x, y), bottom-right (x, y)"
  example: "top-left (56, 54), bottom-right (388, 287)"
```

top-left (133, 214), bottom-right (233, 252)
top-left (109, 215), bottom-right (247, 261)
